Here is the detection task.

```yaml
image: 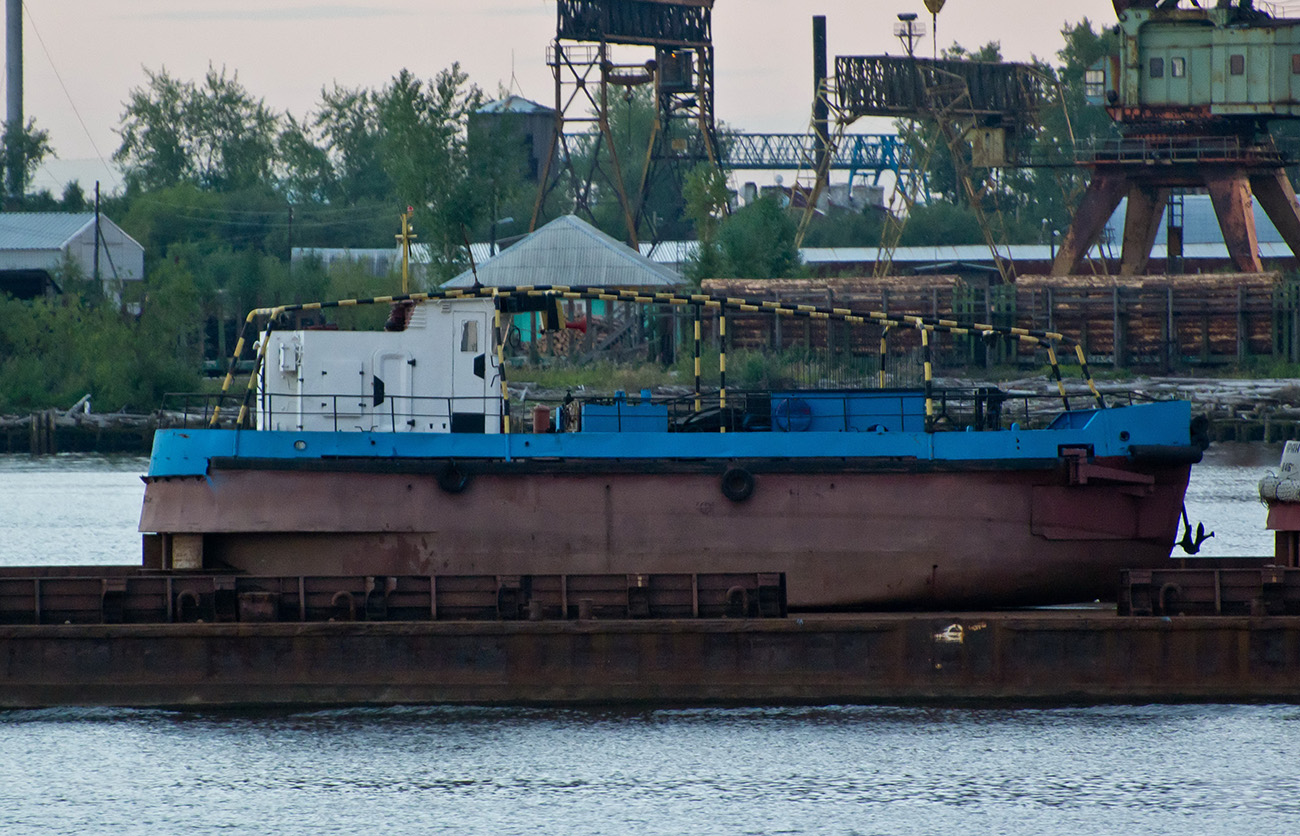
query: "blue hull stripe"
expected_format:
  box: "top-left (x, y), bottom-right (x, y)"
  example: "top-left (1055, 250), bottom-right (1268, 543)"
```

top-left (147, 402), bottom-right (1193, 478)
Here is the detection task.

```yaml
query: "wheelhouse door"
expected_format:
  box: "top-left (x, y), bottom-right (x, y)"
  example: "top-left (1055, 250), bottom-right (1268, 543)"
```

top-left (450, 312), bottom-right (490, 433)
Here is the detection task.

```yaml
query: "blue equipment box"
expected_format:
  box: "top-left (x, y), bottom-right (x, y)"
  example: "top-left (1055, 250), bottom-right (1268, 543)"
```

top-left (770, 389), bottom-right (926, 433)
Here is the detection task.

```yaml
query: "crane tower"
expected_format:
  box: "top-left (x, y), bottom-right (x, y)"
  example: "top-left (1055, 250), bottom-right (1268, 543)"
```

top-left (531, 0), bottom-right (718, 246)
top-left (1053, 0), bottom-right (1300, 275)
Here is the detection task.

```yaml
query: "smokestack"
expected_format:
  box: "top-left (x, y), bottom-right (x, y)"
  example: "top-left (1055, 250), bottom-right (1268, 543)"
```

top-left (813, 16), bottom-right (828, 175)
top-left (5, 0), bottom-right (22, 197)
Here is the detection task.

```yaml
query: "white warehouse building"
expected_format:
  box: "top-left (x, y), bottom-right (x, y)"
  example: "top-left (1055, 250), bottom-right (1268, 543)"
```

top-left (0, 212), bottom-right (145, 300)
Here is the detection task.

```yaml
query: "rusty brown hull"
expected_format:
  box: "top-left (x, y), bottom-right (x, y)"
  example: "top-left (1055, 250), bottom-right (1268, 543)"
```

top-left (3, 611), bottom-right (1300, 708)
top-left (141, 457), bottom-right (1192, 609)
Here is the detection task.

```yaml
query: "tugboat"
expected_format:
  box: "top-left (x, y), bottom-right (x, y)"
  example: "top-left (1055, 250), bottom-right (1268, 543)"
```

top-left (139, 285), bottom-right (1207, 610)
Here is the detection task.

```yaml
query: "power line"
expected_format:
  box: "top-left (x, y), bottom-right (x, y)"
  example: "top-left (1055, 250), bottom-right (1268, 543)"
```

top-left (21, 0), bottom-right (121, 192)
top-left (158, 210), bottom-right (390, 231)
top-left (127, 195), bottom-right (399, 218)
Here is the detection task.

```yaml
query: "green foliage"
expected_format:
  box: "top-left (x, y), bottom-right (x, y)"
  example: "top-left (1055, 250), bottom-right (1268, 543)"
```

top-left (717, 196), bottom-right (803, 279)
top-left (0, 270), bottom-right (204, 413)
top-left (898, 201), bottom-right (988, 246)
top-left (682, 163), bottom-right (732, 283)
top-left (800, 207), bottom-right (886, 248)
top-left (115, 66), bottom-right (280, 193)
top-left (683, 163), bottom-right (729, 243)
top-left (2, 117), bottom-right (53, 198)
top-left (380, 66), bottom-right (484, 282)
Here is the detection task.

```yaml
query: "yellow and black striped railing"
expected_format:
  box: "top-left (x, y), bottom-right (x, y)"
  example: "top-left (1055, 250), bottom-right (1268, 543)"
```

top-left (209, 285), bottom-right (1104, 430)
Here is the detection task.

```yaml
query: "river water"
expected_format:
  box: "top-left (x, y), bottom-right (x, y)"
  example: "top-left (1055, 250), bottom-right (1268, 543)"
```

top-left (0, 445), bottom-right (1296, 835)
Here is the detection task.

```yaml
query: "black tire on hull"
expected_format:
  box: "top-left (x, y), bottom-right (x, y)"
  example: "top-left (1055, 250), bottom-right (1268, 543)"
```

top-left (720, 467), bottom-right (755, 502)
top-left (437, 461), bottom-right (470, 494)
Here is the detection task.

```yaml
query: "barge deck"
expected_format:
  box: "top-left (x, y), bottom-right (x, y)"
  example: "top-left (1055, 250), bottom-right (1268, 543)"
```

top-left (4, 606), bottom-right (1300, 707)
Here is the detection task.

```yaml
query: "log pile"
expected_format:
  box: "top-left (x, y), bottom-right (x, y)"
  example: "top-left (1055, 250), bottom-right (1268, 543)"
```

top-left (0, 407), bottom-right (156, 454)
top-left (702, 276), bottom-right (964, 356)
top-left (936, 374), bottom-right (1300, 430)
top-left (702, 273), bottom-right (1294, 369)
top-left (1014, 273), bottom-right (1282, 366)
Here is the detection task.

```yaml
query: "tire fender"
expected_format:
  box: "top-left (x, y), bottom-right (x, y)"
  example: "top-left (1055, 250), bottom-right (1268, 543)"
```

top-left (720, 466), bottom-right (755, 502)
top-left (438, 461), bottom-right (471, 494)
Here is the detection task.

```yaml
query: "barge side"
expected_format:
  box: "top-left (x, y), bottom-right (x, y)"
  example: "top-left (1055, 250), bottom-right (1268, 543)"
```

top-left (2, 611), bottom-right (1299, 707)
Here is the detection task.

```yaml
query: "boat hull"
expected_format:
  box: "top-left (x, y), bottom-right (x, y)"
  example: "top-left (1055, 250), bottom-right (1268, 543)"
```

top-left (141, 456), bottom-right (1191, 609)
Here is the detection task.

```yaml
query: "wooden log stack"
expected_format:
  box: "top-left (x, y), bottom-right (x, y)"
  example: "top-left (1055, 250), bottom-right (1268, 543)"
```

top-left (703, 273), bottom-right (1292, 371)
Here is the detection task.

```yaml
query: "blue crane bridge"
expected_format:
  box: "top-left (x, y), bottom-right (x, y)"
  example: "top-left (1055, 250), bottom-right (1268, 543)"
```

top-left (720, 133), bottom-right (914, 183)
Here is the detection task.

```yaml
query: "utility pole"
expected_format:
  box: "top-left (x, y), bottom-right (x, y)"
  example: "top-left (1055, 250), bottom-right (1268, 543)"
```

top-left (395, 206), bottom-right (416, 294)
top-left (5, 0), bottom-right (23, 198)
top-left (93, 181), bottom-right (101, 285)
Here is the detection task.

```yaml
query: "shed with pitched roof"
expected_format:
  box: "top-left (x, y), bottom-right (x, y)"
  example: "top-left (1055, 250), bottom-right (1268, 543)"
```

top-left (444, 214), bottom-right (682, 289)
top-left (0, 212), bottom-right (144, 300)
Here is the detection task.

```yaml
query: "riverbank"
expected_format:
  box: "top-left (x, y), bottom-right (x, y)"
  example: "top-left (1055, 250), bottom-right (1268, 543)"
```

top-left (0, 409), bottom-right (155, 454)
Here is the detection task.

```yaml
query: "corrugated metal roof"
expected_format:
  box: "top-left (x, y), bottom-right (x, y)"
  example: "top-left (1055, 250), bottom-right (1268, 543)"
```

top-left (801, 245), bottom-right (1088, 263)
top-left (406, 242), bottom-right (493, 264)
top-left (1107, 194), bottom-right (1283, 246)
top-left (803, 241), bottom-right (1293, 264)
top-left (639, 240), bottom-right (697, 265)
top-left (444, 215), bottom-right (683, 288)
top-left (476, 95), bottom-right (555, 115)
top-left (0, 213), bottom-right (96, 250)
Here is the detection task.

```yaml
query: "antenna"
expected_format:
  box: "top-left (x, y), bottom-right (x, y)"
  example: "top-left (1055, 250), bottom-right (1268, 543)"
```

top-left (894, 12), bottom-right (926, 59)
top-left (509, 49), bottom-right (523, 96)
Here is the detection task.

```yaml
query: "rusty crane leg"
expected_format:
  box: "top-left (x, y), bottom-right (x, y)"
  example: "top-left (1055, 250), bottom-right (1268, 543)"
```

top-left (1051, 173), bottom-right (1127, 276)
top-left (1206, 169), bottom-right (1264, 274)
top-left (1251, 168), bottom-right (1300, 261)
top-left (1119, 183), bottom-right (1171, 276)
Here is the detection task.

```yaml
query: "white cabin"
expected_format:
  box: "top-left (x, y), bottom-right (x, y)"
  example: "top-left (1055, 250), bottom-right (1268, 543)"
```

top-left (257, 297), bottom-right (502, 433)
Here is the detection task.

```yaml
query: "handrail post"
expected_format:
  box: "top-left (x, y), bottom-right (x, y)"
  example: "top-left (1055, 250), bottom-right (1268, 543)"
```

top-left (693, 304), bottom-right (702, 414)
top-left (922, 326), bottom-right (933, 433)
top-left (719, 309), bottom-right (727, 433)
top-left (879, 326), bottom-right (890, 389)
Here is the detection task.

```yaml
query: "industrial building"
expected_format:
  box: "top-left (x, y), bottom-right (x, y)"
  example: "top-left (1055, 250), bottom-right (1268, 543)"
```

top-left (0, 212), bottom-right (143, 301)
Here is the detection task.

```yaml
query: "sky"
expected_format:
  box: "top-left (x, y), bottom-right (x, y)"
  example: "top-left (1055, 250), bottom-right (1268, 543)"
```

top-left (10, 0), bottom-right (1121, 194)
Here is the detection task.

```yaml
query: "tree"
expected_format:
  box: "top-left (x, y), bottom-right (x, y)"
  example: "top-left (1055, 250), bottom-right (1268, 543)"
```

top-left (897, 201), bottom-right (986, 246)
top-left (717, 195), bottom-right (803, 279)
top-left (800, 207), bottom-right (886, 249)
top-left (274, 66), bottom-right (486, 282)
top-left (303, 83), bottom-right (390, 204)
top-left (115, 66), bottom-right (281, 193)
top-left (2, 117), bottom-right (53, 199)
top-left (377, 66), bottom-right (483, 281)
top-left (682, 162), bottom-right (731, 283)
top-left (60, 181), bottom-right (87, 212)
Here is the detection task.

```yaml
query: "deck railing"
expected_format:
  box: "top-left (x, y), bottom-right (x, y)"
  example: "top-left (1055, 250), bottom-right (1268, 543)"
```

top-left (203, 285), bottom-right (1106, 435)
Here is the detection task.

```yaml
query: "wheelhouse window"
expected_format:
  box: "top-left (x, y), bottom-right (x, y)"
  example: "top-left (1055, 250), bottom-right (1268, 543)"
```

top-left (1292, 53), bottom-right (1300, 74)
top-left (1171, 57), bottom-right (1186, 78)
top-left (460, 320), bottom-right (478, 353)
top-left (1230, 54), bottom-right (1245, 76)
top-left (1149, 57), bottom-right (1164, 79)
